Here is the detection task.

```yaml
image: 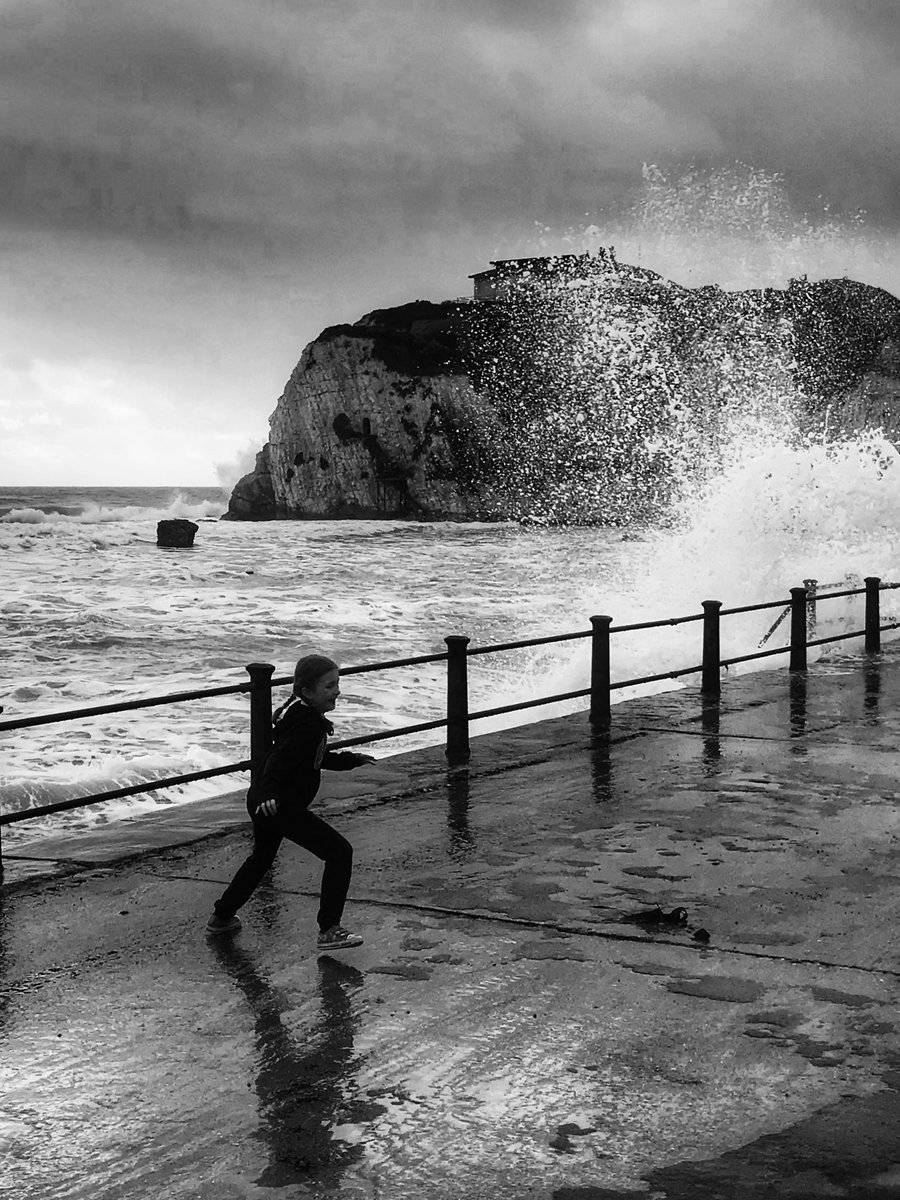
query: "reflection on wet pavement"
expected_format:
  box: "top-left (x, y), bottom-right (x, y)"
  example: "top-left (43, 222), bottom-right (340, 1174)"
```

top-left (864, 662), bottom-right (882, 722)
top-left (444, 766), bottom-right (474, 859)
top-left (700, 700), bottom-right (722, 774)
top-left (210, 939), bottom-right (369, 1190)
top-left (789, 671), bottom-right (808, 749)
top-left (589, 732), bottom-right (615, 802)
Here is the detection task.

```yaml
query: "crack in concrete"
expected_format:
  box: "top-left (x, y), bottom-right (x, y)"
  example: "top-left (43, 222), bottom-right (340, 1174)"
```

top-left (146, 869), bottom-right (900, 981)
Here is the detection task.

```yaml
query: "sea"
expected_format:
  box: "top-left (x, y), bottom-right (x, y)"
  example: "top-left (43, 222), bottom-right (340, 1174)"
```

top-left (3, 437), bottom-right (900, 849)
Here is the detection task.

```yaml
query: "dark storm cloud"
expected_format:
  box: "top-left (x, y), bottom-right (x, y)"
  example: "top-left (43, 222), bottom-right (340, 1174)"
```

top-left (0, 0), bottom-right (702, 250)
top-left (630, 0), bottom-right (900, 224)
top-left (2, 0), bottom-right (900, 250)
top-left (0, 3), bottom-right (291, 240)
top-left (817, 0), bottom-right (900, 45)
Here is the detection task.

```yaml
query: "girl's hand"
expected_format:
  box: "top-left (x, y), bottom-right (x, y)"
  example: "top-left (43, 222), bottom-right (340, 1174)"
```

top-left (354, 754), bottom-right (376, 766)
top-left (257, 798), bottom-right (278, 818)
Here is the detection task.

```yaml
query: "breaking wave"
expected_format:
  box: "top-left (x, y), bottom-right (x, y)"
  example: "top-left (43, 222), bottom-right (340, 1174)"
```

top-left (1, 496), bottom-right (225, 525)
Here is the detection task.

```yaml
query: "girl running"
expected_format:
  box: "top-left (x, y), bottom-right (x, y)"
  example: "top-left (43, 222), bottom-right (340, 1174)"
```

top-left (207, 654), bottom-right (375, 951)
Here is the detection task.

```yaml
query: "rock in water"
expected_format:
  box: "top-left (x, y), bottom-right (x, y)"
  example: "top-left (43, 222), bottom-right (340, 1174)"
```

top-left (157, 518), bottom-right (199, 547)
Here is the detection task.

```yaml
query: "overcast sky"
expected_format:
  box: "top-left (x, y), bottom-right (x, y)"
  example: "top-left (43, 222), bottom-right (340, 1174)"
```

top-left (3, 0), bottom-right (900, 486)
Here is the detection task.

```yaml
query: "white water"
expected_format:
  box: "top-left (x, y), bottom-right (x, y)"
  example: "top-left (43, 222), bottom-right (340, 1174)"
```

top-left (3, 444), bottom-right (899, 851)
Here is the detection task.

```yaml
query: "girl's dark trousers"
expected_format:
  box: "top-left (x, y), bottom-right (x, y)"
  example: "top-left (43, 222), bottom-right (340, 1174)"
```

top-left (214, 805), bottom-right (353, 931)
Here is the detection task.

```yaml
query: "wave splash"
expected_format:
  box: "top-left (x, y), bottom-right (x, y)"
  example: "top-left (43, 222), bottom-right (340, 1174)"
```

top-left (493, 165), bottom-right (900, 710)
top-left (1, 494), bottom-right (226, 526)
top-left (663, 429), bottom-right (900, 605)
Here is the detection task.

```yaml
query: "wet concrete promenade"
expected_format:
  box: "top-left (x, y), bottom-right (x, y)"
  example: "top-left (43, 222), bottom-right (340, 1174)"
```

top-left (2, 649), bottom-right (900, 1200)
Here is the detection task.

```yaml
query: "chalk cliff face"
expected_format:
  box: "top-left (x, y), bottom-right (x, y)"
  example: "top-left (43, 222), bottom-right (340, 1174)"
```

top-left (225, 270), bottom-right (900, 523)
top-left (225, 301), bottom-right (499, 520)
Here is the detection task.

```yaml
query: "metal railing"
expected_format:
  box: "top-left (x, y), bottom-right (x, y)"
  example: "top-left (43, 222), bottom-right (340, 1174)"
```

top-left (2, 574), bottom-right (898, 871)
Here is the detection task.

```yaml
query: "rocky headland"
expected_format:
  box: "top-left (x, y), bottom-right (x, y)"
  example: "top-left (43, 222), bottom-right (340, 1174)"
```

top-left (224, 300), bottom-right (493, 521)
top-left (224, 254), bottom-right (900, 524)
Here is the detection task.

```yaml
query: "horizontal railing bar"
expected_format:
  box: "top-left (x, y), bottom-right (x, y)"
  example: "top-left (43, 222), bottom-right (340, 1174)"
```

top-left (620, 581), bottom-right (899, 631)
top-left (812, 583), bottom-right (897, 601)
top-left (267, 654), bottom-right (453, 694)
top-left (11, 581), bottom-right (895, 735)
top-left (269, 653), bottom-right (452, 693)
top-left (0, 682), bottom-right (251, 732)
top-left (330, 716), bottom-right (449, 748)
top-left (720, 597), bottom-right (793, 616)
top-left (6, 718), bottom-right (455, 822)
top-left (813, 583), bottom-right (899, 598)
top-left (807, 630), bottom-right (870, 649)
top-left (610, 613), bottom-right (703, 633)
top-left (721, 645), bottom-right (791, 667)
top-left (0, 657), bottom-right (452, 736)
top-left (811, 588), bottom-right (866, 601)
top-left (0, 761), bottom-right (251, 826)
top-left (611, 663), bottom-right (703, 689)
top-left (724, 618), bottom-right (900, 665)
top-left (340, 652), bottom-right (449, 674)
top-left (720, 581), bottom-right (898, 621)
top-left (467, 630), bottom-right (590, 656)
top-left (468, 688), bottom-right (591, 720)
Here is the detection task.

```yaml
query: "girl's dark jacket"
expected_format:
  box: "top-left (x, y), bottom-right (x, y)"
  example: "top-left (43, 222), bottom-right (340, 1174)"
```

top-left (247, 697), bottom-right (368, 817)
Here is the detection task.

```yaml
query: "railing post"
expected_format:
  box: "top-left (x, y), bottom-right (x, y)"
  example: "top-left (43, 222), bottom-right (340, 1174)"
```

top-left (445, 635), bottom-right (470, 762)
top-left (804, 578), bottom-right (817, 640)
top-left (865, 576), bottom-right (881, 654)
top-left (789, 587), bottom-right (808, 671)
top-left (246, 662), bottom-right (276, 790)
top-left (701, 601), bottom-right (722, 697)
top-left (590, 615), bottom-right (612, 729)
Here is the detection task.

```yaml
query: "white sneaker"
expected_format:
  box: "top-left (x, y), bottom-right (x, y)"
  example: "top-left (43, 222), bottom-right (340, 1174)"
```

top-left (317, 925), bottom-right (363, 952)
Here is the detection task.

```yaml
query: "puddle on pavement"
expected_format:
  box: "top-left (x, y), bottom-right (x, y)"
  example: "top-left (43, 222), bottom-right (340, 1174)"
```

top-left (512, 939), bottom-right (586, 962)
top-left (398, 936), bottom-right (442, 952)
top-left (808, 986), bottom-right (878, 1009)
top-left (621, 864), bottom-right (693, 881)
top-left (368, 961), bottom-right (433, 981)
top-left (665, 976), bottom-right (767, 1004)
top-left (629, 1084), bottom-right (900, 1200)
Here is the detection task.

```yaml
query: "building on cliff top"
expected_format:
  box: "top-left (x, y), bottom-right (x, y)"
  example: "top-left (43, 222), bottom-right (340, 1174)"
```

top-left (469, 248), bottom-right (619, 301)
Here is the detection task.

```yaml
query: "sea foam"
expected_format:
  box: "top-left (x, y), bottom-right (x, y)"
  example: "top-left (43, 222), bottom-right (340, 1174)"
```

top-left (0, 497), bottom-right (225, 525)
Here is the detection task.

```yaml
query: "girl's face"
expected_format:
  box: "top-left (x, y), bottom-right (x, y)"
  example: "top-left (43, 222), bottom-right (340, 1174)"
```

top-left (301, 668), bottom-right (341, 713)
